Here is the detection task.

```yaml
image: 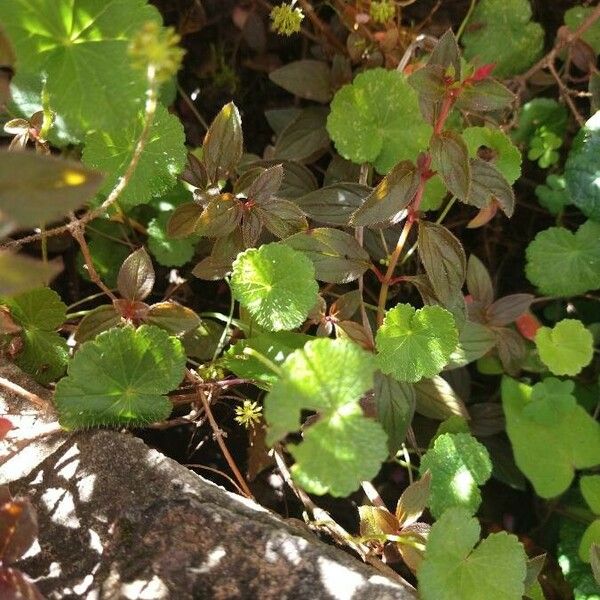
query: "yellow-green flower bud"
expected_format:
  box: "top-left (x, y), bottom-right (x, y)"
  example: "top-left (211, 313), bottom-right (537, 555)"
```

top-left (370, 1), bottom-right (396, 24)
top-left (129, 21), bottom-right (186, 83)
top-left (270, 3), bottom-right (304, 36)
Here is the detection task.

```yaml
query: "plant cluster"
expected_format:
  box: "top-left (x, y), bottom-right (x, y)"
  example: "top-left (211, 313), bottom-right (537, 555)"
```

top-left (1, 0), bottom-right (600, 597)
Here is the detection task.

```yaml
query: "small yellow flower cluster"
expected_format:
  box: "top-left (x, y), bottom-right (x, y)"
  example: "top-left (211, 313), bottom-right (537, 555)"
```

top-left (234, 400), bottom-right (263, 429)
top-left (370, 0), bottom-right (396, 24)
top-left (129, 21), bottom-right (186, 82)
top-left (270, 2), bottom-right (305, 36)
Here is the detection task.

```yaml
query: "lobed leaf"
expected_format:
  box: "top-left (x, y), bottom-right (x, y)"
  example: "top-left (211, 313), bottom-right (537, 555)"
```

top-left (418, 508), bottom-right (527, 600)
top-left (420, 432), bottom-right (492, 518)
top-left (264, 338), bottom-right (386, 496)
top-left (535, 319), bottom-right (594, 377)
top-left (376, 304), bottom-right (458, 383)
top-left (230, 243), bottom-right (318, 331)
top-left (55, 325), bottom-right (186, 429)
top-left (525, 220), bottom-right (600, 296)
top-left (502, 377), bottom-right (600, 498)
top-left (327, 68), bottom-right (431, 174)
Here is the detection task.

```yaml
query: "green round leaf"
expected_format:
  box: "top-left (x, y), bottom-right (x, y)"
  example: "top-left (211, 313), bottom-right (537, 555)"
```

top-left (462, 0), bottom-right (544, 78)
top-left (418, 508), bottom-right (527, 600)
top-left (230, 243), bottom-right (318, 332)
top-left (565, 111), bottom-right (600, 221)
top-left (502, 377), bottom-right (600, 498)
top-left (82, 105), bottom-right (186, 208)
top-left (55, 325), bottom-right (186, 429)
top-left (327, 68), bottom-right (431, 174)
top-left (265, 338), bottom-right (386, 497)
top-left (0, 0), bottom-right (162, 140)
top-left (535, 319), bottom-right (594, 376)
top-left (420, 432), bottom-right (492, 518)
top-left (525, 221), bottom-right (600, 296)
top-left (7, 288), bottom-right (66, 330)
top-left (6, 288), bottom-right (69, 384)
top-left (376, 304), bottom-right (458, 383)
top-left (462, 126), bottom-right (522, 184)
top-left (148, 213), bottom-right (197, 267)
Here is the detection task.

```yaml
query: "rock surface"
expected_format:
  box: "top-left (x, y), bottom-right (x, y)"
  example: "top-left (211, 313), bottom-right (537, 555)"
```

top-left (0, 363), bottom-right (416, 600)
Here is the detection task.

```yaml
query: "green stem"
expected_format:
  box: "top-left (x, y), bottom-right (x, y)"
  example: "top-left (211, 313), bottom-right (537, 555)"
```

top-left (212, 277), bottom-right (235, 362)
top-left (435, 196), bottom-right (457, 224)
top-left (456, 0), bottom-right (477, 42)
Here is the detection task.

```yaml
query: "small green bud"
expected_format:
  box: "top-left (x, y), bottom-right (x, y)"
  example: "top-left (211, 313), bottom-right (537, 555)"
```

top-left (270, 2), bottom-right (304, 36)
top-left (129, 21), bottom-right (186, 83)
top-left (370, 1), bottom-right (396, 24)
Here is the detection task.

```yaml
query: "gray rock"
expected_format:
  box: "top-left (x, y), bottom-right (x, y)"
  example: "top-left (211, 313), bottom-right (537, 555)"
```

top-left (1, 363), bottom-right (416, 599)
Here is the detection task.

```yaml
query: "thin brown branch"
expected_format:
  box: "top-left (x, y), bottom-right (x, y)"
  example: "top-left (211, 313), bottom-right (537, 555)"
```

top-left (189, 370), bottom-right (254, 499)
top-left (3, 66), bottom-right (160, 251)
top-left (518, 4), bottom-right (600, 82)
top-left (548, 61), bottom-right (585, 126)
top-left (0, 376), bottom-right (53, 412)
top-left (296, 0), bottom-right (346, 53)
top-left (70, 215), bottom-right (118, 301)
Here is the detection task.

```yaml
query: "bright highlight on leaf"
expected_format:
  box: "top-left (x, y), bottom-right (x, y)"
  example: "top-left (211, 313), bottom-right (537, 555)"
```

top-left (376, 304), bottom-right (458, 383)
top-left (55, 325), bottom-right (186, 429)
top-left (264, 338), bottom-right (387, 496)
top-left (230, 243), bottom-right (318, 332)
top-left (0, 0), bottom-right (163, 140)
top-left (502, 377), bottom-right (600, 498)
top-left (525, 220), bottom-right (600, 296)
top-left (420, 432), bottom-right (492, 518)
top-left (83, 105), bottom-right (186, 208)
top-left (418, 508), bottom-right (527, 600)
top-left (565, 111), bottom-right (600, 221)
top-left (535, 319), bottom-right (594, 377)
top-left (327, 68), bottom-right (431, 174)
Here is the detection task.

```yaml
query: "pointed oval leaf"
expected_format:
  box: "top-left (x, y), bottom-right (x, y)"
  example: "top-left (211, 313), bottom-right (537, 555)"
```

top-left (203, 102), bottom-right (243, 183)
top-left (145, 302), bottom-right (201, 336)
top-left (466, 158), bottom-right (515, 217)
top-left (74, 305), bottom-right (121, 344)
top-left (350, 161), bottom-right (419, 228)
top-left (374, 371), bottom-right (416, 455)
top-left (117, 248), bottom-right (155, 302)
top-left (430, 131), bottom-right (471, 201)
top-left (466, 254), bottom-right (494, 306)
top-left (296, 183), bottom-right (370, 226)
top-left (269, 60), bottom-right (332, 103)
top-left (418, 221), bottom-right (466, 306)
top-left (414, 376), bottom-right (470, 420)
top-left (166, 202), bottom-right (205, 239)
top-left (486, 294), bottom-right (534, 327)
top-left (283, 227), bottom-right (370, 284)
